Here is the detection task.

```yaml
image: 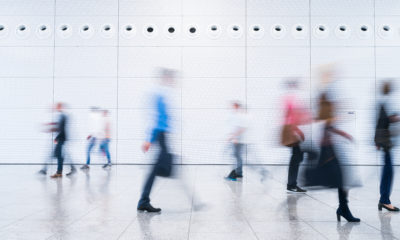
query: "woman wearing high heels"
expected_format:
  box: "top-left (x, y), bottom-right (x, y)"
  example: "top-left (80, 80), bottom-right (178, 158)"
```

top-left (317, 93), bottom-right (360, 222)
top-left (375, 82), bottom-right (400, 212)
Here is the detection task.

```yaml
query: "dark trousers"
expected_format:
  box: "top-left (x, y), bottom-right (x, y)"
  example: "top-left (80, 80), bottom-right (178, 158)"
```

top-left (55, 141), bottom-right (65, 174)
top-left (138, 132), bottom-right (169, 207)
top-left (338, 188), bottom-right (348, 206)
top-left (234, 143), bottom-right (244, 175)
top-left (380, 149), bottom-right (393, 204)
top-left (287, 145), bottom-right (304, 187)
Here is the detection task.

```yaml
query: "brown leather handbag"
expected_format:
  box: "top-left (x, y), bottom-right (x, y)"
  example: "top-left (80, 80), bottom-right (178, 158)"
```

top-left (280, 124), bottom-right (300, 147)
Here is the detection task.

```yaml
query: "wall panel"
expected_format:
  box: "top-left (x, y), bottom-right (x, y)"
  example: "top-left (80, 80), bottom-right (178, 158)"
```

top-left (0, 0), bottom-right (396, 165)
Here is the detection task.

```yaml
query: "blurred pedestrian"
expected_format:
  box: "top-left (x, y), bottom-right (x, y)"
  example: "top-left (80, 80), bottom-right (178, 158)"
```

top-left (280, 79), bottom-right (312, 193)
top-left (304, 92), bottom-right (360, 222)
top-left (375, 81), bottom-right (400, 212)
top-left (226, 101), bottom-right (248, 181)
top-left (137, 68), bottom-right (176, 213)
top-left (81, 108), bottom-right (112, 170)
top-left (47, 103), bottom-right (76, 178)
top-left (99, 110), bottom-right (112, 169)
top-left (81, 107), bottom-right (101, 170)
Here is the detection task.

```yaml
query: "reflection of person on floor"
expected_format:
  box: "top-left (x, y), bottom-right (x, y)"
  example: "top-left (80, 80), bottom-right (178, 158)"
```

top-left (286, 194), bottom-right (303, 221)
top-left (375, 81), bottom-right (400, 212)
top-left (137, 68), bottom-right (176, 213)
top-left (379, 211), bottom-right (395, 239)
top-left (226, 101), bottom-right (248, 181)
top-left (336, 222), bottom-right (359, 240)
top-left (45, 103), bottom-right (76, 178)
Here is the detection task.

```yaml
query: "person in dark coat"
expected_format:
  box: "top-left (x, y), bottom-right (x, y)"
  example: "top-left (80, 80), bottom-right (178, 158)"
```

top-left (305, 93), bottom-right (360, 222)
top-left (49, 103), bottom-right (76, 178)
top-left (375, 81), bottom-right (400, 212)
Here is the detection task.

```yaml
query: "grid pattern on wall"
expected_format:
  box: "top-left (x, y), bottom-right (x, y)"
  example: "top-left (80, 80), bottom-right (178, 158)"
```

top-left (0, 0), bottom-right (400, 165)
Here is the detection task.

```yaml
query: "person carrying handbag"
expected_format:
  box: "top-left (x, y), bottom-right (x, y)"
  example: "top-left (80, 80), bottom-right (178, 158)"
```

top-left (280, 79), bottom-right (312, 193)
top-left (137, 69), bottom-right (176, 213)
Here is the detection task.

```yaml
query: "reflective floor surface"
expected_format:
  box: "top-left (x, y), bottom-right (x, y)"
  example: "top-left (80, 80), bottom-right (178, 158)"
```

top-left (0, 165), bottom-right (399, 240)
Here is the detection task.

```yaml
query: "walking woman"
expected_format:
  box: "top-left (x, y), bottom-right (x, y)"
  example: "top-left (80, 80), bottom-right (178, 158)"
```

top-left (375, 81), bottom-right (400, 212)
top-left (316, 93), bottom-right (360, 222)
top-left (281, 79), bottom-right (312, 193)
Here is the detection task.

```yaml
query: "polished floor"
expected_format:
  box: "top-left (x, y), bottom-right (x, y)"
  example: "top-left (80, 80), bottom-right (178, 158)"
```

top-left (0, 165), bottom-right (399, 240)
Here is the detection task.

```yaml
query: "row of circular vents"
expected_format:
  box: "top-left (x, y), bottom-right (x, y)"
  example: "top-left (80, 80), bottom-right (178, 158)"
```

top-left (0, 23), bottom-right (396, 40)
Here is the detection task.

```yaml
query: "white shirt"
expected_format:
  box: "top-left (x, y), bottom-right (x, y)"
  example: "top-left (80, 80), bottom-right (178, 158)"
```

top-left (88, 111), bottom-right (102, 138)
top-left (227, 110), bottom-right (249, 144)
top-left (99, 115), bottom-right (111, 139)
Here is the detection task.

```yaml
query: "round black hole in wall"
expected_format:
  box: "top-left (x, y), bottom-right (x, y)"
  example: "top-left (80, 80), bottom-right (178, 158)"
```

top-left (189, 27), bottom-right (196, 33)
top-left (168, 27), bottom-right (175, 33)
top-left (253, 26), bottom-right (260, 32)
top-left (82, 25), bottom-right (89, 31)
top-left (19, 25), bottom-right (26, 31)
top-left (61, 25), bottom-right (68, 31)
top-left (318, 25), bottom-right (325, 31)
top-left (104, 25), bottom-right (111, 31)
top-left (126, 25), bottom-right (133, 31)
top-left (274, 26), bottom-right (281, 32)
top-left (40, 25), bottom-right (47, 31)
top-left (211, 25), bottom-right (217, 31)
top-left (232, 26), bottom-right (239, 31)
top-left (383, 25), bottom-right (390, 31)
top-left (296, 26), bottom-right (303, 31)
top-left (0, 25), bottom-right (5, 31)
top-left (361, 25), bottom-right (368, 31)
top-left (147, 26), bottom-right (154, 33)
top-left (339, 26), bottom-right (346, 31)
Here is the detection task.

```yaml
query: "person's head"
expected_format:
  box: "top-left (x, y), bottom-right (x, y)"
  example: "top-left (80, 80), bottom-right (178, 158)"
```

top-left (319, 64), bottom-right (336, 87)
top-left (285, 78), bottom-right (299, 90)
top-left (55, 102), bottom-right (64, 112)
top-left (90, 106), bottom-right (99, 112)
top-left (382, 81), bottom-right (392, 95)
top-left (160, 68), bottom-right (177, 87)
top-left (232, 101), bottom-right (241, 110)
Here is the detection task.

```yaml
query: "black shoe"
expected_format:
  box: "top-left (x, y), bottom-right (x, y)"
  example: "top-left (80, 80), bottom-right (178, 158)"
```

top-left (38, 169), bottom-right (47, 175)
top-left (226, 170), bottom-right (237, 181)
top-left (66, 168), bottom-right (77, 176)
top-left (102, 163), bottom-right (112, 169)
top-left (337, 205), bottom-right (360, 222)
top-left (80, 164), bottom-right (89, 170)
top-left (378, 203), bottom-right (400, 212)
top-left (137, 204), bottom-right (161, 213)
top-left (236, 173), bottom-right (243, 178)
top-left (287, 186), bottom-right (307, 193)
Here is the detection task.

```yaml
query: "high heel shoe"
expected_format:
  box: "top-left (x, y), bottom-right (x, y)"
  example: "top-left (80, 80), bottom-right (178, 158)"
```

top-left (336, 205), bottom-right (360, 222)
top-left (378, 203), bottom-right (400, 212)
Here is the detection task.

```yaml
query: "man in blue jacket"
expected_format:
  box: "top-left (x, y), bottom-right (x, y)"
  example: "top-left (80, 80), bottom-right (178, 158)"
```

top-left (137, 69), bottom-right (176, 213)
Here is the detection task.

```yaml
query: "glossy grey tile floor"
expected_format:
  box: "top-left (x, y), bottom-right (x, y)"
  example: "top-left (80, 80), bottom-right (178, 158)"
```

top-left (0, 165), bottom-right (400, 240)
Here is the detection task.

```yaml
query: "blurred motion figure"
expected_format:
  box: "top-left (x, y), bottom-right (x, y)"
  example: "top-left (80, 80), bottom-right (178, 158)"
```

top-left (137, 68), bottom-right (176, 213)
top-left (40, 103), bottom-right (76, 178)
top-left (81, 108), bottom-right (112, 170)
top-left (375, 81), bottom-right (400, 212)
top-left (280, 78), bottom-right (312, 193)
top-left (303, 68), bottom-right (360, 222)
top-left (317, 93), bottom-right (359, 222)
top-left (226, 101), bottom-right (248, 181)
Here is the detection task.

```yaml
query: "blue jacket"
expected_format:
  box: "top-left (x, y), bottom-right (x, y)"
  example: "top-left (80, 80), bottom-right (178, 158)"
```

top-left (149, 93), bottom-right (169, 143)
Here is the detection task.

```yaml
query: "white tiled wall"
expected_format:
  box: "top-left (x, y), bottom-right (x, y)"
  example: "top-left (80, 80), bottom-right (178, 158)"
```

top-left (0, 0), bottom-right (397, 165)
